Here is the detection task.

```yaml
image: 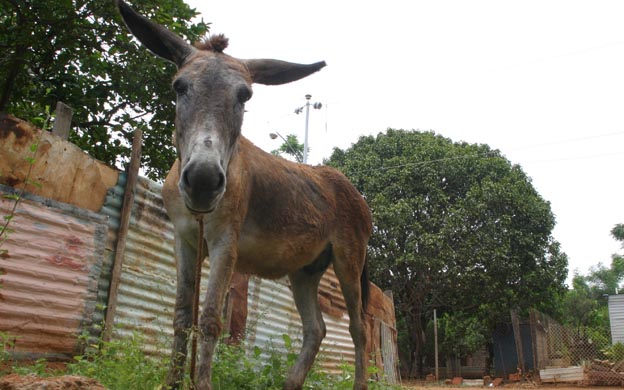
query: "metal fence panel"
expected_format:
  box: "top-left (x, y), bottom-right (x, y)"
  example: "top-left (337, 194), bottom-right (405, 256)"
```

top-left (609, 294), bottom-right (624, 344)
top-left (0, 186), bottom-right (108, 359)
top-left (245, 269), bottom-right (356, 375)
top-left (106, 177), bottom-right (212, 356)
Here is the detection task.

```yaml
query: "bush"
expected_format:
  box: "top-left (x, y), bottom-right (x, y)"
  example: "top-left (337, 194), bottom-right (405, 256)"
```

top-left (67, 332), bottom-right (169, 390)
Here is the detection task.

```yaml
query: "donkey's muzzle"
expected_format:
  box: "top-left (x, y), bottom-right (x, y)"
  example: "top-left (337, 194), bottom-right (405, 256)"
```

top-left (179, 160), bottom-right (226, 213)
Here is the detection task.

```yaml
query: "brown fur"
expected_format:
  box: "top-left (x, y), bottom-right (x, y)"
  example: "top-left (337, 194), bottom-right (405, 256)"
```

top-left (115, 2), bottom-right (370, 389)
top-left (194, 34), bottom-right (229, 53)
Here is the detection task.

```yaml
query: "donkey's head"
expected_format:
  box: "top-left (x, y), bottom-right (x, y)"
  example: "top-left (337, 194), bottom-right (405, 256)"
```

top-left (116, 1), bottom-right (325, 213)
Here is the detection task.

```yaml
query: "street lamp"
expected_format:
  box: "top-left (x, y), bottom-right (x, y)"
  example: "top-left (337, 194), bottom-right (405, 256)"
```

top-left (294, 94), bottom-right (322, 164)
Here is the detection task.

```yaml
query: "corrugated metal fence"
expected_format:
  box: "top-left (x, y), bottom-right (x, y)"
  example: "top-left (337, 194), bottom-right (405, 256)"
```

top-left (608, 295), bottom-right (624, 345)
top-left (0, 115), bottom-right (398, 380)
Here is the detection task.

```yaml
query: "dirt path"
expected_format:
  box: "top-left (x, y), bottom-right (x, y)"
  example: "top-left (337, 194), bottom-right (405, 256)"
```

top-left (0, 374), bottom-right (105, 389)
top-left (400, 381), bottom-right (623, 390)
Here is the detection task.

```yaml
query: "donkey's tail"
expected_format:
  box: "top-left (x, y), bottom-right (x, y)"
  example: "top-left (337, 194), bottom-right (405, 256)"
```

top-left (361, 255), bottom-right (370, 311)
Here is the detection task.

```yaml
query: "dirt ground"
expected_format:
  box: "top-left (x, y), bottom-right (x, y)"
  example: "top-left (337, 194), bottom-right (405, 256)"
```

top-left (1, 375), bottom-right (623, 389)
top-left (0, 377), bottom-right (623, 390)
top-left (0, 374), bottom-right (105, 390)
top-left (400, 380), bottom-right (623, 390)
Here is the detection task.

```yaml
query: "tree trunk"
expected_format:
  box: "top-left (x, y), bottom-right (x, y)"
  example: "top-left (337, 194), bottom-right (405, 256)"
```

top-left (0, 45), bottom-right (26, 113)
top-left (407, 307), bottom-right (426, 378)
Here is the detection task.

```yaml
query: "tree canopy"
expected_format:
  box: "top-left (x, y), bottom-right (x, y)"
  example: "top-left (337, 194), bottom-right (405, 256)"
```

top-left (326, 129), bottom-right (568, 376)
top-left (560, 223), bottom-right (624, 332)
top-left (0, 0), bottom-right (208, 180)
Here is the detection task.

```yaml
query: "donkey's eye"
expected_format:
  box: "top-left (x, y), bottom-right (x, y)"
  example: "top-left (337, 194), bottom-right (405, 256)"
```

top-left (173, 79), bottom-right (188, 95)
top-left (236, 85), bottom-right (252, 104)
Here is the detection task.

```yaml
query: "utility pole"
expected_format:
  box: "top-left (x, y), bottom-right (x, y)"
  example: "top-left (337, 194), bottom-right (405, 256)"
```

top-left (295, 94), bottom-right (322, 164)
top-left (303, 94), bottom-right (311, 164)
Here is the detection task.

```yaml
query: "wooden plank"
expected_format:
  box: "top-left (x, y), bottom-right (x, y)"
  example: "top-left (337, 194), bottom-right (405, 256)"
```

top-left (539, 366), bottom-right (584, 382)
top-left (103, 128), bottom-right (142, 340)
top-left (510, 310), bottom-right (525, 372)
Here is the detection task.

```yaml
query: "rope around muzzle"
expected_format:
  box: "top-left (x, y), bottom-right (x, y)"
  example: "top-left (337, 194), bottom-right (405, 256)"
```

top-left (190, 215), bottom-right (204, 388)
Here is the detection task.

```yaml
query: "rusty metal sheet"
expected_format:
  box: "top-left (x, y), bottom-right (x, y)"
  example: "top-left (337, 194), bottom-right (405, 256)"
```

top-left (0, 185), bottom-right (107, 358)
top-left (246, 274), bottom-right (356, 374)
top-left (0, 114), bottom-right (119, 212)
top-left (105, 177), bottom-right (211, 355)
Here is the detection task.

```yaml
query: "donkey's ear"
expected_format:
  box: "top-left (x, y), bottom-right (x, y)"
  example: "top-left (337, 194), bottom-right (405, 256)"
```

top-left (115, 0), bottom-right (195, 66)
top-left (244, 59), bottom-right (326, 85)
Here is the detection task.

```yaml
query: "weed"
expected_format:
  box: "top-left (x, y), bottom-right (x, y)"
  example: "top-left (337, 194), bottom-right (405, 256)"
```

top-left (0, 331), bottom-right (16, 374)
top-left (3, 328), bottom-right (398, 389)
top-left (67, 331), bottom-right (169, 390)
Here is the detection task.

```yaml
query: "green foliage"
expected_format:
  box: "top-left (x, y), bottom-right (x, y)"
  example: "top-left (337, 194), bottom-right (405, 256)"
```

top-left (11, 358), bottom-right (50, 377)
top-left (212, 334), bottom-right (397, 390)
top-left (2, 329), bottom-right (397, 389)
top-left (604, 342), bottom-right (624, 362)
top-left (0, 331), bottom-right (15, 373)
top-left (612, 224), bottom-right (624, 244)
top-left (0, 0), bottom-right (209, 180)
top-left (67, 332), bottom-right (169, 390)
top-left (271, 133), bottom-right (305, 163)
top-left (558, 223), bottom-right (624, 337)
top-left (326, 129), bottom-right (568, 375)
top-left (438, 313), bottom-right (487, 357)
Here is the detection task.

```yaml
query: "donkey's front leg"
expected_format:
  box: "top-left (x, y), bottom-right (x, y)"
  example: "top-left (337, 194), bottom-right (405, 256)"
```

top-left (165, 233), bottom-right (199, 389)
top-left (195, 233), bottom-right (238, 390)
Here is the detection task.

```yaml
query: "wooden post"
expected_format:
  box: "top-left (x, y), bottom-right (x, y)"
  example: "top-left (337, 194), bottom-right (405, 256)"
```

top-left (103, 128), bottom-right (143, 341)
top-left (51, 101), bottom-right (73, 140)
top-left (510, 309), bottom-right (525, 374)
top-left (529, 309), bottom-right (539, 372)
top-left (434, 309), bottom-right (439, 380)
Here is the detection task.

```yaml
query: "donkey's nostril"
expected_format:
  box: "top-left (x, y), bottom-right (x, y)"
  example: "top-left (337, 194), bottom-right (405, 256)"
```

top-left (182, 168), bottom-right (192, 189)
top-left (216, 172), bottom-right (225, 190)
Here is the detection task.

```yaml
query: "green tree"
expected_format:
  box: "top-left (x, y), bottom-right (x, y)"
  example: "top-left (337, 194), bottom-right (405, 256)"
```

top-left (560, 224), bottom-right (624, 332)
top-left (271, 133), bottom-right (304, 163)
top-left (326, 129), bottom-right (568, 377)
top-left (0, 0), bottom-right (208, 180)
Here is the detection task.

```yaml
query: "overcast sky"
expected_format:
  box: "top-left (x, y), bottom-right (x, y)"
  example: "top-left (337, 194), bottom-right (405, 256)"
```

top-left (186, 0), bottom-right (624, 284)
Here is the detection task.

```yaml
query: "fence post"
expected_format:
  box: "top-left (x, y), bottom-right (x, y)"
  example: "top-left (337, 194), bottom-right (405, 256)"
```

top-left (434, 309), bottom-right (439, 380)
top-left (529, 309), bottom-right (539, 372)
top-left (103, 128), bottom-right (142, 341)
top-left (51, 101), bottom-right (73, 140)
top-left (510, 310), bottom-right (525, 374)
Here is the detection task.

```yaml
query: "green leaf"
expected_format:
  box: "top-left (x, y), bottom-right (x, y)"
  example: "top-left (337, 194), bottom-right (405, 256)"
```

top-left (282, 333), bottom-right (292, 349)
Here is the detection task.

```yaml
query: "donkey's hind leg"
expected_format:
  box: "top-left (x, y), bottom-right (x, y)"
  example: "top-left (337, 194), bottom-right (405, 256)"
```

top-left (332, 245), bottom-right (369, 390)
top-left (284, 268), bottom-right (327, 390)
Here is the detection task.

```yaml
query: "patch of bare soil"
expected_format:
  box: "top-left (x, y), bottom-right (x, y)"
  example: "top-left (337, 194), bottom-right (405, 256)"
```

top-left (0, 374), bottom-right (105, 390)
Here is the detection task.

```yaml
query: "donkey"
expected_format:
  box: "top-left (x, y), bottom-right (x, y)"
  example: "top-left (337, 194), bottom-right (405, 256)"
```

top-left (116, 2), bottom-right (372, 389)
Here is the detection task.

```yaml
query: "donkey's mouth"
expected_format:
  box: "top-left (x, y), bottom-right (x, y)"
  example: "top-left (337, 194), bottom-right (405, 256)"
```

top-left (185, 204), bottom-right (216, 215)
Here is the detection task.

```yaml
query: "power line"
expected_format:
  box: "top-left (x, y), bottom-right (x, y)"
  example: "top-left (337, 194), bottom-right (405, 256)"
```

top-left (342, 131), bottom-right (624, 176)
top-left (504, 130), bottom-right (624, 153)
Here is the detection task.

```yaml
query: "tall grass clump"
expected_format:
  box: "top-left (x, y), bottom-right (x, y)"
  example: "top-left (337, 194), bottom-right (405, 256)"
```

top-left (67, 331), bottom-right (170, 390)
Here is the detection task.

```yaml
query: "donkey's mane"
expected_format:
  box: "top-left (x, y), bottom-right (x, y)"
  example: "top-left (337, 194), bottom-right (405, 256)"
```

top-left (194, 34), bottom-right (229, 53)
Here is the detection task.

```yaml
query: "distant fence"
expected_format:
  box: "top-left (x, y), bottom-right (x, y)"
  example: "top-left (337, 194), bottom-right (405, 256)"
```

top-left (530, 309), bottom-right (623, 385)
top-left (0, 114), bottom-right (399, 382)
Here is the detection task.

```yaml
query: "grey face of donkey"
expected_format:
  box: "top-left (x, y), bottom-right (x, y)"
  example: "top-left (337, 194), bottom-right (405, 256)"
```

top-left (116, 0), bottom-right (325, 213)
